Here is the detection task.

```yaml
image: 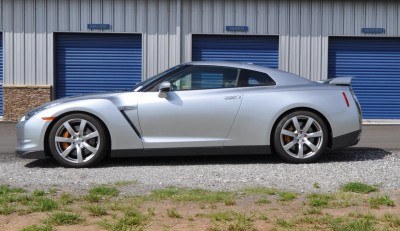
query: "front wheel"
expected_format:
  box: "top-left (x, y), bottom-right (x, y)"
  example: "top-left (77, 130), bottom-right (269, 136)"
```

top-left (48, 113), bottom-right (109, 168)
top-left (273, 111), bottom-right (329, 163)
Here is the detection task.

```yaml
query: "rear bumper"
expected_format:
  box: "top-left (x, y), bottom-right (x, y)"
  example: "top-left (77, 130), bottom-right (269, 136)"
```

top-left (331, 129), bottom-right (362, 150)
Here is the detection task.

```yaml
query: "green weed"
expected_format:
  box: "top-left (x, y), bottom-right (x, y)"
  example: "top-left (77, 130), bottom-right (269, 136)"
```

top-left (48, 212), bottom-right (83, 225)
top-left (340, 182), bottom-right (378, 194)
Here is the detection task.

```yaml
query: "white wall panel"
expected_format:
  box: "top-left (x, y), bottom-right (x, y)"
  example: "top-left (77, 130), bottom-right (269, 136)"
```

top-left (25, 0), bottom-right (35, 85)
top-left (13, 0), bottom-right (24, 85)
top-left (80, 0), bottom-right (91, 32)
top-left (36, 0), bottom-right (47, 85)
top-left (58, 0), bottom-right (69, 31)
top-left (113, 0), bottom-right (125, 32)
top-left (3, 0), bottom-right (400, 86)
top-left (125, 0), bottom-right (136, 31)
top-left (3, 0), bottom-right (13, 84)
top-left (102, 0), bottom-right (113, 30)
top-left (267, 0), bottom-right (279, 35)
top-left (386, 1), bottom-right (397, 36)
top-left (69, 0), bottom-right (81, 31)
top-left (47, 0), bottom-right (57, 85)
top-left (343, 1), bottom-right (355, 35)
top-left (246, 0), bottom-right (256, 34)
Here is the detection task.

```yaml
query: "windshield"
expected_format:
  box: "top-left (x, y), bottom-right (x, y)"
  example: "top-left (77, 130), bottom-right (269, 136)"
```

top-left (133, 64), bottom-right (190, 92)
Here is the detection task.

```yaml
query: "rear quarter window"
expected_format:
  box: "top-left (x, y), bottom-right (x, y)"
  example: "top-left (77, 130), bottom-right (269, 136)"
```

top-left (238, 69), bottom-right (276, 87)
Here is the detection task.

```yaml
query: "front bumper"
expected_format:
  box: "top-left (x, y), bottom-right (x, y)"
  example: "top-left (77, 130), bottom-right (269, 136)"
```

top-left (15, 116), bottom-right (49, 159)
top-left (331, 129), bottom-right (362, 150)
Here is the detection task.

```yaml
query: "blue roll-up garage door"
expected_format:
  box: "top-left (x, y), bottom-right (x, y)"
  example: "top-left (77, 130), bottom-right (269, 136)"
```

top-left (329, 37), bottom-right (400, 119)
top-left (0, 33), bottom-right (3, 116)
top-left (192, 35), bottom-right (279, 68)
top-left (55, 33), bottom-right (142, 99)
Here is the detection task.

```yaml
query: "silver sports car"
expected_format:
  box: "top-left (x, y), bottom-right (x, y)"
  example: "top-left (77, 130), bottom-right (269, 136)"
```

top-left (16, 61), bottom-right (362, 167)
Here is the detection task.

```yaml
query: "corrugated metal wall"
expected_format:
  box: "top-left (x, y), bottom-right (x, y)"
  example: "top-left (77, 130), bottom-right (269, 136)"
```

top-left (2, 0), bottom-right (400, 85)
top-left (2, 0), bottom-right (181, 85)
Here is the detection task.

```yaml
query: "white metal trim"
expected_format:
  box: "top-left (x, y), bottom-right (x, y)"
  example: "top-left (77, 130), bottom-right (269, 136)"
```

top-left (363, 119), bottom-right (400, 125)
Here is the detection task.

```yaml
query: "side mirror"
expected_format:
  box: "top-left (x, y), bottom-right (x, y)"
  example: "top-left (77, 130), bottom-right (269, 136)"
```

top-left (158, 81), bottom-right (171, 92)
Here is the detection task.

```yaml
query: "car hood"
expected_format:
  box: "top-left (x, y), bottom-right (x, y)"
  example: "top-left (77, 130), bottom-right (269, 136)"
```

top-left (24, 91), bottom-right (128, 118)
top-left (48, 91), bottom-right (126, 105)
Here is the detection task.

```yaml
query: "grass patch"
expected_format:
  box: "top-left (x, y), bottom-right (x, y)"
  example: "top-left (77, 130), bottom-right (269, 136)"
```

top-left (100, 209), bottom-right (148, 231)
top-left (208, 211), bottom-right (238, 222)
top-left (313, 182), bottom-right (320, 189)
top-left (224, 198), bottom-right (236, 206)
top-left (0, 185), bottom-right (26, 194)
top-left (20, 224), bottom-right (53, 231)
top-left (32, 190), bottom-right (46, 197)
top-left (30, 198), bottom-right (58, 212)
top-left (256, 198), bottom-right (271, 204)
top-left (150, 187), bottom-right (234, 203)
top-left (59, 192), bottom-right (74, 205)
top-left (382, 213), bottom-right (400, 228)
top-left (206, 211), bottom-right (255, 231)
top-left (329, 214), bottom-right (376, 231)
top-left (303, 207), bottom-right (322, 215)
top-left (276, 218), bottom-right (294, 228)
top-left (84, 194), bottom-right (101, 203)
top-left (85, 204), bottom-right (108, 216)
top-left (331, 192), bottom-right (364, 208)
top-left (340, 182), bottom-right (378, 194)
top-left (227, 214), bottom-right (255, 231)
top-left (0, 204), bottom-right (16, 215)
top-left (84, 186), bottom-right (118, 203)
top-left (89, 186), bottom-right (119, 197)
top-left (48, 212), bottom-right (83, 225)
top-left (369, 195), bottom-right (395, 208)
top-left (242, 187), bottom-right (278, 196)
top-left (167, 208), bottom-right (182, 218)
top-left (278, 191), bottom-right (297, 201)
top-left (147, 207), bottom-right (156, 216)
top-left (308, 193), bottom-right (333, 207)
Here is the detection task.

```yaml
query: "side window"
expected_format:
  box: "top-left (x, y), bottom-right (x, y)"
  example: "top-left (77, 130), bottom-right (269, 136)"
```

top-left (167, 66), bottom-right (239, 91)
top-left (238, 69), bottom-right (276, 87)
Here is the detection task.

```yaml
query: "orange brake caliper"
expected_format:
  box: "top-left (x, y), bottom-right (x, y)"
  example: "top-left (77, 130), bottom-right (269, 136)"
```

top-left (283, 126), bottom-right (293, 144)
top-left (61, 130), bottom-right (70, 150)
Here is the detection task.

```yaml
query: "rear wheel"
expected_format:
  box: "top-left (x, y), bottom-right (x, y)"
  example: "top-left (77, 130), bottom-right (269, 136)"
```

top-left (273, 111), bottom-right (328, 163)
top-left (48, 113), bottom-right (109, 168)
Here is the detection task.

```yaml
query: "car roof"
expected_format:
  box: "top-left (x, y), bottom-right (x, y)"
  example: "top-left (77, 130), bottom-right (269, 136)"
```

top-left (186, 61), bottom-right (313, 86)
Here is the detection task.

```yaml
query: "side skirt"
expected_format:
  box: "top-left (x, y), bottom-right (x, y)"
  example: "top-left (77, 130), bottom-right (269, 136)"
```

top-left (110, 145), bottom-right (271, 158)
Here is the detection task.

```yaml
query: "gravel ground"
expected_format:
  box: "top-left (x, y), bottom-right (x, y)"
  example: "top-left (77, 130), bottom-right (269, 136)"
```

top-left (0, 147), bottom-right (399, 194)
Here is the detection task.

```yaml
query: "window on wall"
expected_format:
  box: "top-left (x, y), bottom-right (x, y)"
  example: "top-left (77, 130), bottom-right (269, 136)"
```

top-left (238, 69), bottom-right (276, 87)
top-left (167, 66), bottom-right (239, 91)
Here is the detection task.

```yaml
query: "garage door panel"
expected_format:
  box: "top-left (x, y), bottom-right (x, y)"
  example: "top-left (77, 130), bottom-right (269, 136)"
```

top-left (192, 35), bottom-right (279, 68)
top-left (56, 34), bottom-right (142, 98)
top-left (329, 37), bottom-right (400, 119)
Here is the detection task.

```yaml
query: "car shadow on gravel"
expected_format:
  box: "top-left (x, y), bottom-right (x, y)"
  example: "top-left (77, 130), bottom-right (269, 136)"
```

top-left (24, 147), bottom-right (393, 168)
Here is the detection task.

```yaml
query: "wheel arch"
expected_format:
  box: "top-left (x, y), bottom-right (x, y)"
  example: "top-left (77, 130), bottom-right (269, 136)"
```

top-left (269, 107), bottom-right (333, 152)
top-left (43, 111), bottom-right (112, 157)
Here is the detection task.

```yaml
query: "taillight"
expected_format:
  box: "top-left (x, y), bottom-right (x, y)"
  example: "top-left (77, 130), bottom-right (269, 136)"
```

top-left (342, 92), bottom-right (350, 107)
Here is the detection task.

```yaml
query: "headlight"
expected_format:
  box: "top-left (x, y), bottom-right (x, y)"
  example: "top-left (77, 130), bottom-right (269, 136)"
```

top-left (23, 102), bottom-right (62, 121)
top-left (23, 107), bottom-right (43, 121)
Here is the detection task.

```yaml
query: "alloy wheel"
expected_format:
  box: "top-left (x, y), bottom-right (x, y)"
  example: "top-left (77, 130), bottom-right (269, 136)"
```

top-left (279, 115), bottom-right (324, 159)
top-left (54, 118), bottom-right (100, 164)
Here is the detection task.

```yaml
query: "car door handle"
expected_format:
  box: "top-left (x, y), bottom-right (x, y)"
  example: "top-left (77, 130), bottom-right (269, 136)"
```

top-left (224, 95), bottom-right (242, 100)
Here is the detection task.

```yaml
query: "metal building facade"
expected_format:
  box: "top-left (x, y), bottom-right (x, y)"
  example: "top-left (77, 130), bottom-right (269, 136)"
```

top-left (1, 0), bottom-right (400, 120)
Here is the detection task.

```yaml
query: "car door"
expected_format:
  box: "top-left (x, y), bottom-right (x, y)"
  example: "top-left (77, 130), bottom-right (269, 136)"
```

top-left (137, 65), bottom-right (243, 149)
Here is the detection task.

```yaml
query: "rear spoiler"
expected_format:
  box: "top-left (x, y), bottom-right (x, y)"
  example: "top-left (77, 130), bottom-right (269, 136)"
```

top-left (317, 77), bottom-right (352, 86)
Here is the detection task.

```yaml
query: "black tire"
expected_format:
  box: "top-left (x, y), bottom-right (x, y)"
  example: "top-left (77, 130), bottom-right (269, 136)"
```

top-left (273, 110), bottom-right (329, 163)
top-left (48, 113), bottom-right (109, 168)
